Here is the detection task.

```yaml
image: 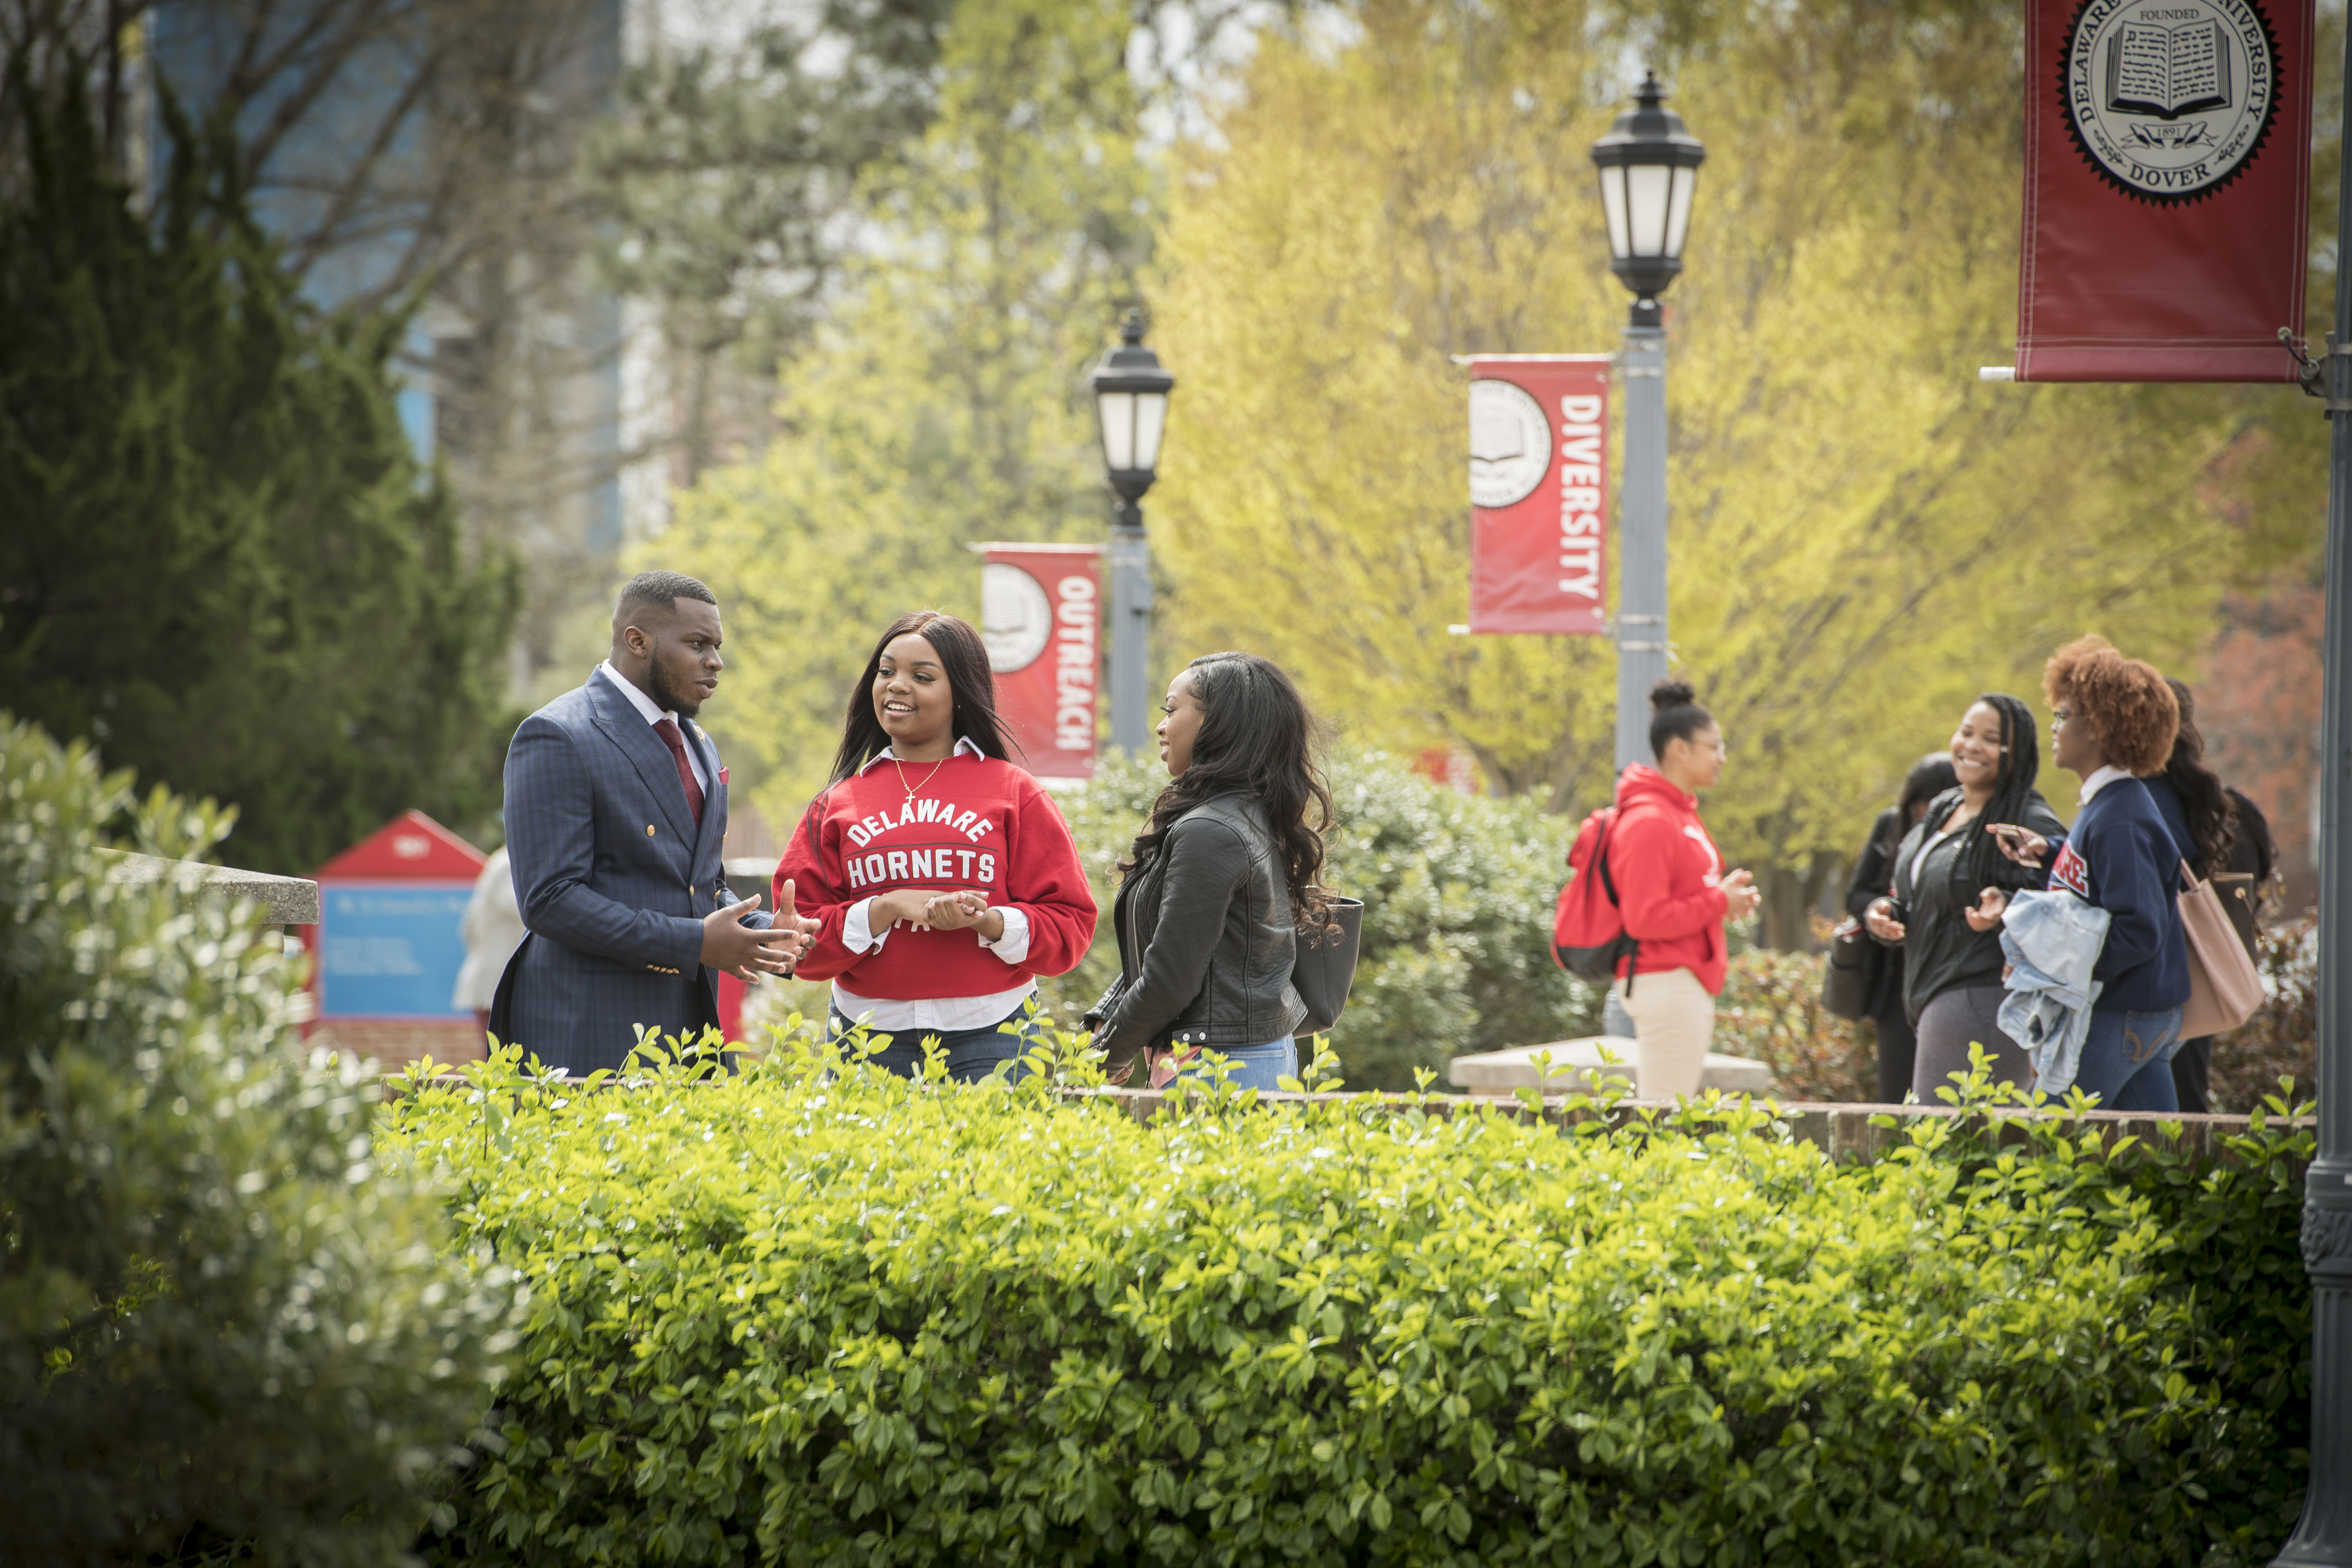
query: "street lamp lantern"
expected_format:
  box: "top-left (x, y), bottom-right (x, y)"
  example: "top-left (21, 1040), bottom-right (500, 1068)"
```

top-left (1090, 309), bottom-right (1175, 754)
top-left (1092, 311), bottom-right (1174, 503)
top-left (1588, 72), bottom-right (1702, 772)
top-left (1588, 71), bottom-right (1707, 310)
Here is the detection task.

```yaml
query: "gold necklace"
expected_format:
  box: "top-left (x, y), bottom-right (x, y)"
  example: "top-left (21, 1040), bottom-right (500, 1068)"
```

top-left (891, 751), bottom-right (950, 804)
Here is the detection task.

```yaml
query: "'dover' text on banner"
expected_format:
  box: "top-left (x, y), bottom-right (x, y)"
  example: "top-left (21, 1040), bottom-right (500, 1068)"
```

top-left (2015, 0), bottom-right (2312, 382)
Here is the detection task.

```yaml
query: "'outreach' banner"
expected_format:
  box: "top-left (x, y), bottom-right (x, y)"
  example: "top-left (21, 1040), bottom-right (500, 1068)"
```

top-left (2014, 0), bottom-right (2312, 382)
top-left (1468, 355), bottom-right (1611, 635)
top-left (978, 543), bottom-right (1099, 779)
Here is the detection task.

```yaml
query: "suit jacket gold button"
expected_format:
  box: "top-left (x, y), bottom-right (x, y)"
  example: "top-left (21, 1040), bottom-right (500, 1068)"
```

top-left (647, 824), bottom-right (656, 836)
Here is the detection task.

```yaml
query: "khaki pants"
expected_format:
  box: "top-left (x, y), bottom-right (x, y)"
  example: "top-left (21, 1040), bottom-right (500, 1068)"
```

top-left (1615, 966), bottom-right (1714, 1101)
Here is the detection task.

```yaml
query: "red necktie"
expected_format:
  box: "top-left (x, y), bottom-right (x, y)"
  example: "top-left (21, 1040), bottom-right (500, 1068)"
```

top-left (652, 718), bottom-right (705, 828)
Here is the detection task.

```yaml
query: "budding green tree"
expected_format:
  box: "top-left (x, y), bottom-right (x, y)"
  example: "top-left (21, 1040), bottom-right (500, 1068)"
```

top-left (1147, 0), bottom-right (2322, 937)
top-left (642, 0), bottom-right (1155, 821)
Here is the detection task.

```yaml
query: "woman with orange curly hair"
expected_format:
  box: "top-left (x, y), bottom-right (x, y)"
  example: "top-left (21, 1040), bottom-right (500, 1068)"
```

top-left (1989, 636), bottom-right (2190, 1112)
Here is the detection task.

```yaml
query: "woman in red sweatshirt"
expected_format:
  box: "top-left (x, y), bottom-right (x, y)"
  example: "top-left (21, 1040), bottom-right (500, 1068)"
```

top-left (774, 611), bottom-right (1097, 1081)
top-left (1607, 680), bottom-right (1762, 1099)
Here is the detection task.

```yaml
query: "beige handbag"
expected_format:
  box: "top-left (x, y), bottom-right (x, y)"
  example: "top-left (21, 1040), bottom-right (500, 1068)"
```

top-left (2177, 859), bottom-right (2264, 1039)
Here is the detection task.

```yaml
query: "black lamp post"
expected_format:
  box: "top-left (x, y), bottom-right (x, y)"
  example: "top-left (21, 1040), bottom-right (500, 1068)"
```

top-left (1589, 72), bottom-right (1705, 769)
top-left (2274, 9), bottom-right (2352, 1562)
top-left (1090, 309), bottom-right (1175, 754)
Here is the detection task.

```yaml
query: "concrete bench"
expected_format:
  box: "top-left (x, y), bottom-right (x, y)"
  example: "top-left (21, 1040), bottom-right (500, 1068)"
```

top-left (1449, 1035), bottom-right (1774, 1097)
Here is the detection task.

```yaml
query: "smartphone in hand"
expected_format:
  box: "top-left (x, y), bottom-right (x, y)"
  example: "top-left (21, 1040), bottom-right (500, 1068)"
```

top-left (1988, 823), bottom-right (2045, 866)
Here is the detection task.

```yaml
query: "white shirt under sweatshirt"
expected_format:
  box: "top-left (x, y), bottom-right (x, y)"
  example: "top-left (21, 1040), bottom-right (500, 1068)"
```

top-left (2077, 764), bottom-right (2132, 805)
top-left (829, 738), bottom-right (1035, 1035)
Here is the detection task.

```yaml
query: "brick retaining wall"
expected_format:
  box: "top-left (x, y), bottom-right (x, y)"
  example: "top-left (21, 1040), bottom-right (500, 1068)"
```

top-left (1059, 1087), bottom-right (2306, 1166)
top-left (406, 1065), bottom-right (2305, 1168)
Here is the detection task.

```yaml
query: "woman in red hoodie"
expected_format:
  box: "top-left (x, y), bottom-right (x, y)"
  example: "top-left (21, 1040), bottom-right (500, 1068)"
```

top-left (774, 611), bottom-right (1097, 1081)
top-left (1608, 680), bottom-right (1762, 1099)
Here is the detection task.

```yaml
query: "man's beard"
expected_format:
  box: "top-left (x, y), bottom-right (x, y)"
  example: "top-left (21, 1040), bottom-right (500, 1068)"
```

top-left (647, 662), bottom-right (704, 718)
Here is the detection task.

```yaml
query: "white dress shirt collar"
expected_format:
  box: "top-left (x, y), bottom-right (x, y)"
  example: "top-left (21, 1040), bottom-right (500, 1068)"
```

top-left (2078, 764), bottom-right (2132, 805)
top-left (856, 736), bottom-right (985, 774)
top-left (597, 659), bottom-right (677, 727)
top-left (596, 660), bottom-right (708, 794)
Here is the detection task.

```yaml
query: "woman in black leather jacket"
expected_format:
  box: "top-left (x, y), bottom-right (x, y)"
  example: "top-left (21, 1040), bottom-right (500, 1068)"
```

top-left (1843, 752), bottom-right (1957, 1102)
top-left (1088, 652), bottom-right (1334, 1089)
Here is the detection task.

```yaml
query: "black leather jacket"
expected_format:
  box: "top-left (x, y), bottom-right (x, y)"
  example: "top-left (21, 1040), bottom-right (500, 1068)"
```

top-left (1875, 787), bottom-right (2066, 1027)
top-left (1089, 792), bottom-right (1307, 1074)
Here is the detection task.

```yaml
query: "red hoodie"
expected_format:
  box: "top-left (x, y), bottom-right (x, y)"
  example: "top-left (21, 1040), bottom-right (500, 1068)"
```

top-left (776, 752), bottom-right (1097, 1000)
top-left (1608, 764), bottom-right (1731, 994)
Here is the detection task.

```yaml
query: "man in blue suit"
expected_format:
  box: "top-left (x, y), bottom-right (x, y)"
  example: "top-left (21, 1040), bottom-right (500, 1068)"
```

top-left (494, 571), bottom-right (814, 1074)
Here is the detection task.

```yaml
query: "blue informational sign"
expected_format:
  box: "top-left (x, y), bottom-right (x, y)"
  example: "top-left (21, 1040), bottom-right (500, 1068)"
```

top-left (319, 881), bottom-right (475, 1019)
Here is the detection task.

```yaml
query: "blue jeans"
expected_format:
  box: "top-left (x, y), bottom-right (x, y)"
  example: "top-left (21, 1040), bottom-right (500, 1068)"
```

top-left (2073, 1006), bottom-right (2183, 1113)
top-left (829, 1004), bottom-right (1043, 1084)
top-left (1168, 1037), bottom-right (1297, 1092)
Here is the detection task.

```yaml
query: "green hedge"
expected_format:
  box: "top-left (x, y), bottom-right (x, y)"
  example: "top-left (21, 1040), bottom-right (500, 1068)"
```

top-left (1048, 751), bottom-right (1598, 1088)
top-left (390, 1037), bottom-right (2311, 1567)
top-left (0, 717), bottom-right (518, 1563)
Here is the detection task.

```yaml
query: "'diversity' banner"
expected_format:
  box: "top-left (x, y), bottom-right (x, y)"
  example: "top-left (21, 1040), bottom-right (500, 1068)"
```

top-left (1468, 355), bottom-right (1612, 635)
top-left (2015, 0), bottom-right (2312, 382)
top-left (977, 543), bottom-right (1099, 779)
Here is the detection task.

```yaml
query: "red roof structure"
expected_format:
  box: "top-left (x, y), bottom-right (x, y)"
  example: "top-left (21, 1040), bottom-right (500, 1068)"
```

top-left (313, 810), bottom-right (487, 880)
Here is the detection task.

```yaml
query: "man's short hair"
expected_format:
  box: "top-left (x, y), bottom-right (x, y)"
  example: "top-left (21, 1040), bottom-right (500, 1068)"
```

top-left (614, 571), bottom-right (717, 632)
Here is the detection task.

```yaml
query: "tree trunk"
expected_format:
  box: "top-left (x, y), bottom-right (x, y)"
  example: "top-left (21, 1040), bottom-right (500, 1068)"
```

top-left (1758, 854), bottom-right (1845, 951)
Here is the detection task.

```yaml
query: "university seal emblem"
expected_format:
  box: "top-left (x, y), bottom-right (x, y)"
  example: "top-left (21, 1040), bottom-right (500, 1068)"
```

top-left (1467, 379), bottom-right (1551, 510)
top-left (979, 562), bottom-right (1053, 673)
top-left (2060, 0), bottom-right (2278, 203)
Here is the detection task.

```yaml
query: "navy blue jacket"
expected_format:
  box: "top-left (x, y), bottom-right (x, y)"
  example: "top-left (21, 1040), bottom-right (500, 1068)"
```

top-left (2142, 775), bottom-right (2195, 872)
top-left (2042, 776), bottom-right (2189, 1015)
top-left (497, 667), bottom-right (770, 1074)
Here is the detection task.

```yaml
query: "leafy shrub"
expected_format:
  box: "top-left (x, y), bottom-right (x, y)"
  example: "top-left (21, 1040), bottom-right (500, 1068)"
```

top-left (0, 718), bottom-right (518, 1563)
top-left (2076, 1084), bottom-right (2312, 1563)
top-left (1894, 1064), bottom-right (2314, 1566)
top-left (389, 1034), bottom-right (2308, 1567)
top-left (2209, 917), bottom-right (2316, 1114)
top-left (1711, 948), bottom-right (1877, 1101)
top-left (1048, 750), bottom-right (1599, 1089)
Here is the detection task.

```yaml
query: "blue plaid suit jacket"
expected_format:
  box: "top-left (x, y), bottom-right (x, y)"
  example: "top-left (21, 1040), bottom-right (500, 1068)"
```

top-left (497, 667), bottom-right (770, 1074)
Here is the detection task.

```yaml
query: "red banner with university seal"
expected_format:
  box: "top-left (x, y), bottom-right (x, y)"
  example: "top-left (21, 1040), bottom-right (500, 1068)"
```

top-left (977, 544), bottom-right (1099, 779)
top-left (1467, 355), bottom-right (1612, 634)
top-left (2014, 0), bottom-right (2313, 382)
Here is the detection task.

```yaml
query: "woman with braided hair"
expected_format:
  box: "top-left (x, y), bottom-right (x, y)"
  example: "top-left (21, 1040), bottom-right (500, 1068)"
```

top-left (1863, 695), bottom-right (2063, 1100)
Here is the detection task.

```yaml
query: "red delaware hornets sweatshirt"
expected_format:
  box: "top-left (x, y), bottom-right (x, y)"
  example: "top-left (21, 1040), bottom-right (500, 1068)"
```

top-left (775, 753), bottom-right (1097, 1000)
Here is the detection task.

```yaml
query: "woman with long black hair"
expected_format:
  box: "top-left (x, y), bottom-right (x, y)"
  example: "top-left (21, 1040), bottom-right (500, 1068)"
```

top-left (775, 610), bottom-right (1097, 1081)
top-left (1087, 652), bottom-right (1334, 1090)
top-left (2148, 678), bottom-right (2273, 1112)
top-left (1863, 694), bottom-right (2064, 1100)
